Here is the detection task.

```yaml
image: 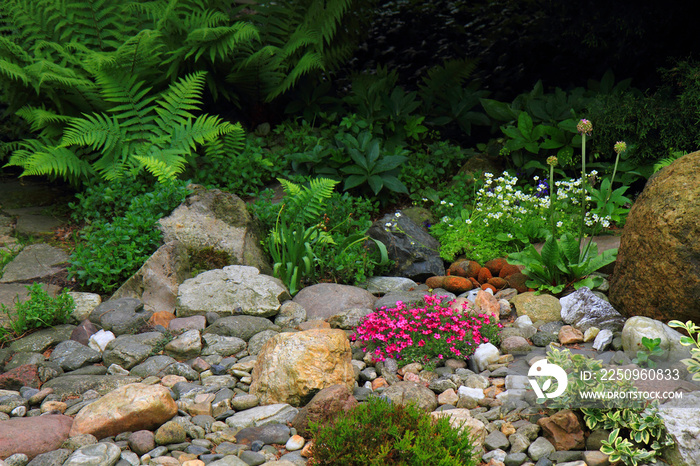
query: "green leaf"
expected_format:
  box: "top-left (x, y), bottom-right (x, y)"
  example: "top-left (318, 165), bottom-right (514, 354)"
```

top-left (517, 111), bottom-right (534, 139)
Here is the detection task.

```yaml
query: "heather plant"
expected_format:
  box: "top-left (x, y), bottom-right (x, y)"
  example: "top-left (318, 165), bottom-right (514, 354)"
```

top-left (309, 395), bottom-right (478, 466)
top-left (351, 295), bottom-right (502, 369)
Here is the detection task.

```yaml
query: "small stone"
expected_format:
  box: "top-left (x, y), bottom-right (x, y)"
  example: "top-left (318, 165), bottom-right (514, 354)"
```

top-left (437, 388), bottom-right (459, 405)
top-left (528, 437), bottom-right (555, 461)
top-left (285, 434), bottom-right (305, 451)
top-left (583, 327), bottom-right (600, 342)
top-left (558, 325), bottom-right (583, 345)
top-left (592, 329), bottom-right (614, 351)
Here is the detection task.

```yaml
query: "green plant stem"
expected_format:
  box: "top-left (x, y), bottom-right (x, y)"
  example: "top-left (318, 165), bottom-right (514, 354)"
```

top-left (579, 133), bottom-right (587, 244)
top-left (605, 150), bottom-right (622, 205)
top-left (549, 162), bottom-right (556, 238)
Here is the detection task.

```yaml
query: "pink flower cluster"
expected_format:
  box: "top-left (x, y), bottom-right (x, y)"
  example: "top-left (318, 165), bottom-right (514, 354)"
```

top-left (350, 295), bottom-right (503, 364)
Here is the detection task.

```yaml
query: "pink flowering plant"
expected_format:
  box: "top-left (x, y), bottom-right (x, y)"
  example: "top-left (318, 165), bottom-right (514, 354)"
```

top-left (351, 295), bottom-right (502, 368)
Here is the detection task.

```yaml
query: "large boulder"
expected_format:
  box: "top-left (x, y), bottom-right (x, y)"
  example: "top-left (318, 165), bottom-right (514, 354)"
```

top-left (560, 287), bottom-right (626, 333)
top-left (367, 211), bottom-right (445, 281)
top-left (158, 185), bottom-right (271, 274)
top-left (660, 392), bottom-right (700, 466)
top-left (70, 383), bottom-right (178, 439)
top-left (250, 329), bottom-right (355, 406)
top-left (609, 151), bottom-right (700, 322)
top-left (621, 316), bottom-right (691, 365)
top-left (292, 283), bottom-right (376, 321)
top-left (0, 414), bottom-right (73, 460)
top-left (111, 241), bottom-right (190, 313)
top-left (176, 266), bottom-right (290, 318)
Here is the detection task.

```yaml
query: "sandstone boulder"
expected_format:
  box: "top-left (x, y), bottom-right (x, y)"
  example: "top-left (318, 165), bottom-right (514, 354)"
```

top-left (250, 329), bottom-right (355, 406)
top-left (158, 185), bottom-right (270, 274)
top-left (176, 266), bottom-right (289, 318)
top-left (70, 383), bottom-right (177, 439)
top-left (0, 414), bottom-right (73, 460)
top-left (111, 241), bottom-right (190, 313)
top-left (511, 292), bottom-right (561, 323)
top-left (609, 151), bottom-right (700, 322)
top-left (290, 384), bottom-right (358, 437)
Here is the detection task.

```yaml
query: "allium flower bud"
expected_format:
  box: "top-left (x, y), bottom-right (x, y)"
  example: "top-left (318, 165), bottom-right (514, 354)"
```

top-left (577, 119), bottom-right (593, 135)
top-left (546, 156), bottom-right (558, 167)
top-left (614, 141), bottom-right (627, 154)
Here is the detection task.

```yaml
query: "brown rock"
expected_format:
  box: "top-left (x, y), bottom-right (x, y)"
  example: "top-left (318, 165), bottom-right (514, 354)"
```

top-left (485, 258), bottom-right (508, 276)
top-left (70, 319), bottom-right (99, 346)
top-left (150, 311), bottom-right (176, 329)
top-left (301, 440), bottom-right (314, 458)
top-left (474, 290), bottom-right (500, 321)
top-left (249, 329), bottom-right (355, 407)
top-left (559, 325), bottom-right (584, 345)
top-left (506, 273), bottom-right (530, 293)
top-left (70, 383), bottom-right (178, 439)
top-left (448, 297), bottom-right (472, 313)
top-left (477, 267), bottom-right (493, 283)
top-left (0, 364), bottom-right (40, 390)
top-left (291, 384), bottom-right (358, 437)
top-left (447, 262), bottom-right (468, 277)
top-left (487, 277), bottom-right (507, 289)
top-left (426, 276), bottom-right (445, 289)
top-left (537, 409), bottom-right (585, 451)
top-left (0, 414), bottom-right (73, 460)
top-left (442, 276), bottom-right (473, 293)
top-left (371, 377), bottom-right (389, 390)
top-left (610, 151), bottom-right (700, 323)
top-left (128, 430), bottom-right (156, 456)
top-left (498, 263), bottom-right (521, 278)
top-left (292, 283), bottom-right (376, 321)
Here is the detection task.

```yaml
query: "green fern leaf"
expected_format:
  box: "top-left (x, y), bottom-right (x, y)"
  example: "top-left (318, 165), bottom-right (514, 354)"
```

top-left (154, 71), bottom-right (207, 128)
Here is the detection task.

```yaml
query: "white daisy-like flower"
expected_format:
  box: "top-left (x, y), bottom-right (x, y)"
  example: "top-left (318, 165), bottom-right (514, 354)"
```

top-left (557, 221), bottom-right (563, 227)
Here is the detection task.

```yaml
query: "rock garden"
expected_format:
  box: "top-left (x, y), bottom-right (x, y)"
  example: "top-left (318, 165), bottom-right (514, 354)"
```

top-left (1, 3), bottom-right (700, 466)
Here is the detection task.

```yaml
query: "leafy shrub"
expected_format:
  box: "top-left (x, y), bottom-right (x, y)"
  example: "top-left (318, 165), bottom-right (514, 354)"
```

top-left (69, 176), bottom-right (150, 224)
top-left (309, 395), bottom-right (478, 466)
top-left (1, 282), bottom-right (74, 342)
top-left (351, 295), bottom-right (502, 369)
top-left (313, 192), bottom-right (388, 285)
top-left (668, 319), bottom-right (700, 381)
top-left (192, 131), bottom-right (288, 197)
top-left (68, 181), bottom-right (190, 294)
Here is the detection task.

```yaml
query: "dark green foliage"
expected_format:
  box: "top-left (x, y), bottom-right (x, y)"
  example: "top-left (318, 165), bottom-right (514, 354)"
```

top-left (192, 131), bottom-right (288, 197)
top-left (69, 176), bottom-right (151, 224)
top-left (68, 180), bottom-right (190, 294)
top-left (313, 192), bottom-right (388, 285)
top-left (309, 396), bottom-right (477, 466)
top-left (6, 71), bottom-right (238, 183)
top-left (230, 0), bottom-right (376, 104)
top-left (0, 283), bottom-right (74, 342)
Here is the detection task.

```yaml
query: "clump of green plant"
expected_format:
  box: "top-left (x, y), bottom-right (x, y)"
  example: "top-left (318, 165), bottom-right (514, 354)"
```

top-left (0, 283), bottom-right (74, 342)
top-left (68, 181), bottom-right (190, 294)
top-left (668, 319), bottom-right (700, 380)
top-left (309, 396), bottom-right (478, 466)
top-left (631, 337), bottom-right (665, 368)
top-left (313, 192), bottom-right (389, 285)
top-left (542, 348), bottom-right (674, 466)
top-left (69, 176), bottom-right (151, 225)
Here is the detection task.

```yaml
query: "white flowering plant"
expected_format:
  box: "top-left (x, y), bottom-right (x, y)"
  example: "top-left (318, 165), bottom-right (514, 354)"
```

top-left (428, 171), bottom-right (604, 262)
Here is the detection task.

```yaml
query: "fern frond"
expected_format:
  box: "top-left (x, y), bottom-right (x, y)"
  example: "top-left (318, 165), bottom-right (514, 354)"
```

top-left (60, 113), bottom-right (124, 153)
top-left (153, 71), bottom-right (206, 128)
top-left (94, 72), bottom-right (157, 131)
top-left (56, 0), bottom-right (126, 50)
top-left (181, 22), bottom-right (259, 63)
top-left (16, 106), bottom-right (74, 132)
top-left (266, 51), bottom-right (324, 101)
top-left (0, 59), bottom-right (30, 85)
top-left (278, 177), bottom-right (338, 227)
top-left (133, 147), bottom-right (187, 182)
top-left (167, 115), bottom-right (236, 152)
top-left (5, 139), bottom-right (94, 182)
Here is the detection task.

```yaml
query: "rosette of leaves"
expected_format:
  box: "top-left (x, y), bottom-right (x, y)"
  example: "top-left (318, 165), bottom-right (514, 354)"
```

top-left (338, 131), bottom-right (408, 196)
top-left (507, 232), bottom-right (616, 294)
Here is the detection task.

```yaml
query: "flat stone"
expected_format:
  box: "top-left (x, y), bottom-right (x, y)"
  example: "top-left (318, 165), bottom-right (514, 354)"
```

top-left (42, 375), bottom-right (142, 397)
top-left (0, 244), bottom-right (69, 283)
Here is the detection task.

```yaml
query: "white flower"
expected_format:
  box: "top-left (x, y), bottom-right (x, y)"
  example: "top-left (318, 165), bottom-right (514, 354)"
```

top-left (557, 221), bottom-right (563, 228)
top-left (448, 202), bottom-right (454, 207)
top-left (385, 222), bottom-right (392, 228)
top-left (394, 211), bottom-right (402, 217)
top-left (533, 175), bottom-right (540, 181)
top-left (465, 219), bottom-right (472, 225)
top-left (422, 197), bottom-right (428, 202)
top-left (440, 200), bottom-right (447, 205)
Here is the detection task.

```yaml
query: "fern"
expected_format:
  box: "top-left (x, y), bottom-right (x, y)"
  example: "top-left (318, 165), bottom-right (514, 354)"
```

top-left (278, 177), bottom-right (338, 227)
